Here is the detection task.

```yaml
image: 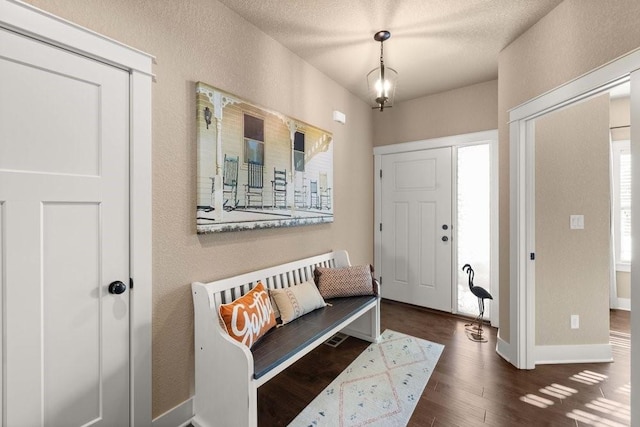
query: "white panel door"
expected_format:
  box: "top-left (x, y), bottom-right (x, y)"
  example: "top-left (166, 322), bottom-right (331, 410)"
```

top-left (0, 28), bottom-right (130, 426)
top-left (380, 147), bottom-right (452, 311)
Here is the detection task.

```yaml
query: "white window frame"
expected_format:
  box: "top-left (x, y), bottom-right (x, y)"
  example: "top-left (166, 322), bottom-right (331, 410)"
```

top-left (243, 113), bottom-right (265, 165)
top-left (294, 130), bottom-right (305, 172)
top-left (612, 140), bottom-right (631, 272)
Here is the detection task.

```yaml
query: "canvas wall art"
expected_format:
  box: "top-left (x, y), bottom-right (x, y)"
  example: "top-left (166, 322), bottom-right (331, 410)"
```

top-left (196, 82), bottom-right (334, 233)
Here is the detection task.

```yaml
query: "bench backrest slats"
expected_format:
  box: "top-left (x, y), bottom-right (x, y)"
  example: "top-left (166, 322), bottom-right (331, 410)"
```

top-left (195, 251), bottom-right (349, 310)
top-left (240, 286), bottom-right (248, 300)
top-left (226, 289), bottom-right (234, 303)
top-left (213, 292), bottom-right (222, 307)
top-left (303, 266), bottom-right (310, 282)
top-left (293, 269), bottom-right (300, 285)
top-left (287, 271), bottom-right (295, 287)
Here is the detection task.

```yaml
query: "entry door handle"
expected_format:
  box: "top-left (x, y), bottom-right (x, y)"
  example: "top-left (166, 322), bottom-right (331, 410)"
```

top-left (108, 280), bottom-right (127, 295)
top-left (442, 236), bottom-right (449, 242)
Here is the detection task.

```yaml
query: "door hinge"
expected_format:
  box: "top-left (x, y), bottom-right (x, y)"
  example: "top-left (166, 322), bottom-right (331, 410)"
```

top-left (530, 253), bottom-right (535, 261)
top-left (130, 277), bottom-right (134, 289)
top-left (379, 277), bottom-right (382, 285)
top-left (379, 169), bottom-right (382, 179)
top-left (379, 223), bottom-right (382, 231)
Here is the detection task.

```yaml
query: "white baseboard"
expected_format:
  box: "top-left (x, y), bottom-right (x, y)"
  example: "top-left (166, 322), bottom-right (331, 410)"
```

top-left (613, 298), bottom-right (631, 311)
top-left (495, 333), bottom-right (515, 366)
top-left (152, 397), bottom-right (194, 427)
top-left (535, 343), bottom-right (613, 365)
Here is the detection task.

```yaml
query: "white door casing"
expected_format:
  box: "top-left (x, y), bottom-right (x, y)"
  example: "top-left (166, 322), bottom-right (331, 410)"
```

top-left (508, 45), bottom-right (640, 394)
top-left (0, 2), bottom-right (153, 426)
top-left (379, 147), bottom-right (453, 311)
top-left (373, 130), bottom-right (499, 325)
top-left (0, 27), bottom-right (130, 426)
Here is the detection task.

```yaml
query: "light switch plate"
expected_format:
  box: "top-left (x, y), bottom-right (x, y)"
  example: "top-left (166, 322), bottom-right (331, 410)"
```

top-left (570, 215), bottom-right (584, 229)
top-left (571, 314), bottom-right (579, 329)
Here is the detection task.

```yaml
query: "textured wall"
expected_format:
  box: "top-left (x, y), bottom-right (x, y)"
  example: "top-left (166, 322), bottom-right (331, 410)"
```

top-left (617, 271), bottom-right (631, 300)
top-left (372, 80), bottom-right (498, 146)
top-left (25, 0), bottom-right (374, 417)
top-left (498, 0), bottom-right (640, 343)
top-left (611, 96), bottom-right (631, 132)
top-left (535, 95), bottom-right (610, 346)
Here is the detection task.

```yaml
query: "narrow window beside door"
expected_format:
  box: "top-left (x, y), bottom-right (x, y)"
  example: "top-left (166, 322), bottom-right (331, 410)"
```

top-left (457, 144), bottom-right (491, 317)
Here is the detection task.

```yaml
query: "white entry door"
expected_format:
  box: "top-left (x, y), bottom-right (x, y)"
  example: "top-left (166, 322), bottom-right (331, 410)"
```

top-left (0, 28), bottom-right (130, 426)
top-left (380, 147), bottom-right (452, 311)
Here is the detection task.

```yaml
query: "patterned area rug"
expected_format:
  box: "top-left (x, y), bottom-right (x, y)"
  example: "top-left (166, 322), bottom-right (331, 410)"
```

top-left (289, 330), bottom-right (444, 427)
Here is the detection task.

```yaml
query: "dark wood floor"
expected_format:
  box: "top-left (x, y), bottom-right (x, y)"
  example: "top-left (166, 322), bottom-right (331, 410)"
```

top-left (258, 300), bottom-right (631, 426)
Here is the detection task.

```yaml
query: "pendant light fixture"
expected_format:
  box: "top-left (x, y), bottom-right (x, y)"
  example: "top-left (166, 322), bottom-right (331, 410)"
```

top-left (367, 30), bottom-right (398, 112)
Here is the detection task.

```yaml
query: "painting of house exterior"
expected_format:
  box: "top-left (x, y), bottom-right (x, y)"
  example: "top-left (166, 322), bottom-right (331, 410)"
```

top-left (196, 82), bottom-right (334, 233)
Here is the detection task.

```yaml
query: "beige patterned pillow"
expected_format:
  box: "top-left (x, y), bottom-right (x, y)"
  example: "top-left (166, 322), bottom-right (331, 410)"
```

top-left (314, 265), bottom-right (375, 299)
top-left (269, 280), bottom-right (327, 324)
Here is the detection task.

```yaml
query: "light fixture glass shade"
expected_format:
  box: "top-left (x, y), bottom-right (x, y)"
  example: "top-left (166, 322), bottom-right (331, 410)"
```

top-left (367, 66), bottom-right (398, 111)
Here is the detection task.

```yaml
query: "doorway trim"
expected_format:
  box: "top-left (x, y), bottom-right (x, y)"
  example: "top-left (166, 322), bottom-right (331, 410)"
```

top-left (508, 47), bottom-right (640, 373)
top-left (0, 1), bottom-right (154, 425)
top-left (373, 129), bottom-right (499, 326)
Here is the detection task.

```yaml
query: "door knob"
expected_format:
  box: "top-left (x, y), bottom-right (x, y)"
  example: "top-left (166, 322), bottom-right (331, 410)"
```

top-left (108, 280), bottom-right (127, 295)
top-left (442, 236), bottom-right (449, 242)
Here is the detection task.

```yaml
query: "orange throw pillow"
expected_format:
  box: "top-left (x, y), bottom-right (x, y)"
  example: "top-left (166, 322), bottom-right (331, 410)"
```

top-left (218, 282), bottom-right (276, 348)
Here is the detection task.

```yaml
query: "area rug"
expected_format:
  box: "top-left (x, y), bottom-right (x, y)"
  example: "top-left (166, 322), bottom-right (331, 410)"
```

top-left (288, 330), bottom-right (444, 427)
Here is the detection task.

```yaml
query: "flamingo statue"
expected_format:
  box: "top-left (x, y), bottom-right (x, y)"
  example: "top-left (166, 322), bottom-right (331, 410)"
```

top-left (462, 264), bottom-right (493, 337)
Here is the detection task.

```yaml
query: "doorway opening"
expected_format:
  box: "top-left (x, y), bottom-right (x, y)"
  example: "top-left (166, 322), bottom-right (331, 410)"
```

top-left (610, 87), bottom-right (632, 312)
top-left (373, 130), bottom-right (499, 325)
top-left (608, 89), bottom-right (632, 384)
top-left (508, 54), bottom-right (639, 422)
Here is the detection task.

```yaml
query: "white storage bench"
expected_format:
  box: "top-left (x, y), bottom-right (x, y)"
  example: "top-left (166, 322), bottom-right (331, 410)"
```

top-left (191, 250), bottom-right (381, 427)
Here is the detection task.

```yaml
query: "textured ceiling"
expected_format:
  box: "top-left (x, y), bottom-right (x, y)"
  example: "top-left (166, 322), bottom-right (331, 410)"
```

top-left (217, 0), bottom-right (563, 105)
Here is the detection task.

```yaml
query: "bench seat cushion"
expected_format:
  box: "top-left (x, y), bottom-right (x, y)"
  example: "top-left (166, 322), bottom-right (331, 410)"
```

top-left (251, 295), bottom-right (377, 379)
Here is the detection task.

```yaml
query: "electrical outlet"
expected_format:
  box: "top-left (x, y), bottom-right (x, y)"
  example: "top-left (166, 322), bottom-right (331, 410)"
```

top-left (571, 315), bottom-right (579, 329)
